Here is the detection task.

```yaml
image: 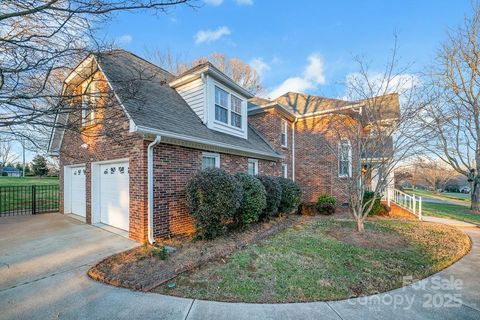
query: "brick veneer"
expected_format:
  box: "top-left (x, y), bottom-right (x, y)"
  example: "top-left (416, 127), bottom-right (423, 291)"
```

top-left (152, 143), bottom-right (280, 239)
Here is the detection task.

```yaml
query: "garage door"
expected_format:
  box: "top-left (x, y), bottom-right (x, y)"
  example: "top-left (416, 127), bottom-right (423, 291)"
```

top-left (99, 162), bottom-right (129, 231)
top-left (70, 166), bottom-right (86, 217)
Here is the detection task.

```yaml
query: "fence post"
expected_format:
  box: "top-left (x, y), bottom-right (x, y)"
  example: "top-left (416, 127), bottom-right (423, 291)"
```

top-left (387, 188), bottom-right (391, 206)
top-left (412, 194), bottom-right (416, 216)
top-left (32, 185), bottom-right (36, 215)
top-left (418, 196), bottom-right (422, 221)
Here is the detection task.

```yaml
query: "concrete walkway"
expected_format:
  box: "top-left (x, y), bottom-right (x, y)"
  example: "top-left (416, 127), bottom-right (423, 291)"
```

top-left (1, 214), bottom-right (479, 319)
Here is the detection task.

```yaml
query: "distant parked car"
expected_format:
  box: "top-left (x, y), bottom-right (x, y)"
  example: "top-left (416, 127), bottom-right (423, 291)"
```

top-left (460, 186), bottom-right (471, 194)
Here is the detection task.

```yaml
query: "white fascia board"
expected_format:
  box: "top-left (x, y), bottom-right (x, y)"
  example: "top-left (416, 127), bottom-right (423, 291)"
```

top-left (134, 125), bottom-right (283, 161)
top-left (248, 103), bottom-right (296, 121)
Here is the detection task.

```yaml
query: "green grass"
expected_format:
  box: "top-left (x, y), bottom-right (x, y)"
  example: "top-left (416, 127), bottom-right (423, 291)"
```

top-left (0, 177), bottom-right (59, 214)
top-left (422, 202), bottom-right (480, 225)
top-left (156, 218), bottom-right (470, 303)
top-left (405, 188), bottom-right (470, 205)
top-left (0, 176), bottom-right (59, 186)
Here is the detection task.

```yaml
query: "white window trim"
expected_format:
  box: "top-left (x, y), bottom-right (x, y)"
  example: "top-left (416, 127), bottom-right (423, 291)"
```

top-left (214, 85), bottom-right (244, 130)
top-left (282, 163), bottom-right (288, 178)
top-left (202, 152), bottom-right (220, 169)
top-left (338, 139), bottom-right (352, 178)
top-left (281, 120), bottom-right (288, 147)
top-left (248, 158), bottom-right (259, 175)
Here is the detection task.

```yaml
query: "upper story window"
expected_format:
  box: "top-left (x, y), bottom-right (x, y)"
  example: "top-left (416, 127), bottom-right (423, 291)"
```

top-left (81, 80), bottom-right (98, 127)
top-left (281, 120), bottom-right (288, 147)
top-left (247, 159), bottom-right (258, 175)
top-left (202, 152), bottom-right (220, 169)
top-left (339, 139), bottom-right (352, 177)
top-left (214, 86), bottom-right (243, 129)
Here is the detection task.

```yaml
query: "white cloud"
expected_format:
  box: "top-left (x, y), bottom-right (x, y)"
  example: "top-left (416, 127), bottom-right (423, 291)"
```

top-left (236, 0), bottom-right (254, 5)
top-left (116, 34), bottom-right (133, 45)
top-left (267, 53), bottom-right (326, 98)
top-left (249, 57), bottom-right (270, 77)
top-left (204, 0), bottom-right (223, 5)
top-left (195, 26), bottom-right (231, 44)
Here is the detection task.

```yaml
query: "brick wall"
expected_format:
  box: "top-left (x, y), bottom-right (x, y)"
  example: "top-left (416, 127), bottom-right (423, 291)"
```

top-left (152, 143), bottom-right (280, 239)
top-left (59, 71), bottom-right (148, 242)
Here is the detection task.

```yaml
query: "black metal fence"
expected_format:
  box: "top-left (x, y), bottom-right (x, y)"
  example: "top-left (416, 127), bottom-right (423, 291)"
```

top-left (0, 185), bottom-right (59, 216)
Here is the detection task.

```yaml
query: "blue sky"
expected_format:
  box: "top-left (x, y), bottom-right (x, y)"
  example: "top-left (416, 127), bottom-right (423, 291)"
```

top-left (19, 0), bottom-right (472, 162)
top-left (102, 0), bottom-right (472, 98)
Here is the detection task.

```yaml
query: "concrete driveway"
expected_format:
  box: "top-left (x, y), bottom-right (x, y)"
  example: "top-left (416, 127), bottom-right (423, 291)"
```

top-left (1, 213), bottom-right (480, 320)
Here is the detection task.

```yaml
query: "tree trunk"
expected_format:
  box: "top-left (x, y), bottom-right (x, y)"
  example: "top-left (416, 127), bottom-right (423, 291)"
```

top-left (471, 179), bottom-right (480, 213)
top-left (355, 217), bottom-right (365, 233)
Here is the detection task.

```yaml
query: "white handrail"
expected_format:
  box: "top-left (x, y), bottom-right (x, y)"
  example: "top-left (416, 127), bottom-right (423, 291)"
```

top-left (388, 188), bottom-right (423, 220)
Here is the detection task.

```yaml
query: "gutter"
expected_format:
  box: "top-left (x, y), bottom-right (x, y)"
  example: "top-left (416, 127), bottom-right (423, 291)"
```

top-left (147, 136), bottom-right (162, 244)
top-left (292, 118), bottom-right (298, 181)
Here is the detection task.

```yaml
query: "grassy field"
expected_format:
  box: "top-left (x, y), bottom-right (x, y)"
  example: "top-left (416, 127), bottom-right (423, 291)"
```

top-left (422, 202), bottom-right (480, 225)
top-left (0, 176), bottom-right (59, 186)
top-left (155, 218), bottom-right (470, 302)
top-left (0, 177), bottom-right (59, 214)
top-left (405, 188), bottom-right (470, 205)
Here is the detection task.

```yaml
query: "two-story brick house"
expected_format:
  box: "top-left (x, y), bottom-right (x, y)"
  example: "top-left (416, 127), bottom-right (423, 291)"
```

top-left (48, 50), bottom-right (399, 243)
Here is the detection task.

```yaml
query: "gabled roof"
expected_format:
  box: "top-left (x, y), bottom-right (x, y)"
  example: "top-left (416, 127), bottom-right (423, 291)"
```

top-left (49, 50), bottom-right (281, 159)
top-left (275, 92), bottom-right (352, 116)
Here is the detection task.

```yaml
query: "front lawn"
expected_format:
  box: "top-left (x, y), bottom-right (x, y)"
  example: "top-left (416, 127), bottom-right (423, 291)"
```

top-left (0, 176), bottom-right (59, 186)
top-left (405, 188), bottom-right (470, 206)
top-left (153, 218), bottom-right (470, 302)
top-left (422, 202), bottom-right (480, 225)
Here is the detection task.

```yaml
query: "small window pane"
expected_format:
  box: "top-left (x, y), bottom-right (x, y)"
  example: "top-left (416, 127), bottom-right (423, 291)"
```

top-left (202, 156), bottom-right (217, 169)
top-left (231, 112), bottom-right (242, 128)
top-left (231, 96), bottom-right (242, 114)
top-left (248, 159), bottom-right (257, 175)
top-left (282, 164), bottom-right (288, 178)
top-left (215, 105), bottom-right (228, 123)
top-left (215, 86), bottom-right (228, 107)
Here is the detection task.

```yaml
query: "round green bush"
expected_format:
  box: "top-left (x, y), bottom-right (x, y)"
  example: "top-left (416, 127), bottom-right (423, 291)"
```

top-left (316, 194), bottom-right (337, 215)
top-left (276, 177), bottom-right (302, 213)
top-left (256, 175), bottom-right (282, 220)
top-left (363, 191), bottom-right (382, 216)
top-left (185, 168), bottom-right (243, 239)
top-left (234, 173), bottom-right (267, 227)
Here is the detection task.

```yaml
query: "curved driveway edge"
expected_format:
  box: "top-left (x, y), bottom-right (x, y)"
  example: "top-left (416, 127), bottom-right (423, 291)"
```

top-left (0, 213), bottom-right (479, 320)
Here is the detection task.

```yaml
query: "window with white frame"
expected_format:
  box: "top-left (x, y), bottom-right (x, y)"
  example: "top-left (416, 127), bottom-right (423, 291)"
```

top-left (281, 120), bottom-right (288, 147)
top-left (338, 139), bottom-right (352, 177)
top-left (81, 80), bottom-right (99, 127)
top-left (247, 159), bottom-right (258, 176)
top-left (282, 163), bottom-right (288, 178)
top-left (202, 152), bottom-right (220, 169)
top-left (214, 86), bottom-right (243, 129)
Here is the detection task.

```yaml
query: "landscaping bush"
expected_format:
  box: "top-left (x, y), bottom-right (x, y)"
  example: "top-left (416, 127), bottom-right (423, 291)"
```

top-left (298, 202), bottom-right (319, 216)
top-left (234, 173), bottom-right (267, 227)
top-left (316, 194), bottom-right (337, 215)
top-left (256, 175), bottom-right (282, 220)
top-left (185, 168), bottom-right (243, 239)
top-left (363, 191), bottom-right (382, 216)
top-left (276, 177), bottom-right (303, 213)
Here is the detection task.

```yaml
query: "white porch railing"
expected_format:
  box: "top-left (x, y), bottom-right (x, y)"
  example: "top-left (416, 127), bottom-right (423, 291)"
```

top-left (385, 188), bottom-right (422, 220)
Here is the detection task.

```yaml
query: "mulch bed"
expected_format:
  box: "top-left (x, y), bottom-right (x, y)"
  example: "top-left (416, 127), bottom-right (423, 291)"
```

top-left (88, 214), bottom-right (307, 292)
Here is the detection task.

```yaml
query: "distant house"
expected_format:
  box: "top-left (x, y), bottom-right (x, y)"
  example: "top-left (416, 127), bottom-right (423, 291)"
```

top-left (1, 166), bottom-right (21, 177)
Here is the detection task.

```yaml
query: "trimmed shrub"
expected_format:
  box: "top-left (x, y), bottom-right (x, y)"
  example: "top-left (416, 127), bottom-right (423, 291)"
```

top-left (316, 194), bottom-right (337, 215)
top-left (298, 202), bottom-right (319, 216)
top-left (234, 173), bottom-right (267, 227)
top-left (185, 168), bottom-right (243, 239)
top-left (276, 177), bottom-right (302, 213)
top-left (256, 175), bottom-right (282, 220)
top-left (363, 191), bottom-right (382, 216)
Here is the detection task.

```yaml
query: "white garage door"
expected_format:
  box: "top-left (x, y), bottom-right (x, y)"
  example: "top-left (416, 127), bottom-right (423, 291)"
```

top-left (70, 166), bottom-right (86, 217)
top-left (99, 162), bottom-right (129, 231)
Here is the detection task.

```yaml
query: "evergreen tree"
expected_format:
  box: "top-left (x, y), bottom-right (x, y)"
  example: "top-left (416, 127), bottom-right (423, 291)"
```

top-left (32, 155), bottom-right (49, 177)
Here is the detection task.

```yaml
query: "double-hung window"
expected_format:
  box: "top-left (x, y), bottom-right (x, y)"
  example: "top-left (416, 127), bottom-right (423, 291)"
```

top-left (214, 86), bottom-right (243, 129)
top-left (202, 152), bottom-right (220, 169)
top-left (281, 120), bottom-right (288, 147)
top-left (247, 159), bottom-right (258, 176)
top-left (338, 139), bottom-right (352, 177)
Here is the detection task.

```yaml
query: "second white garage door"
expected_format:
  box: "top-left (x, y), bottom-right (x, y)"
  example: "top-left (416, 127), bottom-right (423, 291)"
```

top-left (99, 161), bottom-right (129, 231)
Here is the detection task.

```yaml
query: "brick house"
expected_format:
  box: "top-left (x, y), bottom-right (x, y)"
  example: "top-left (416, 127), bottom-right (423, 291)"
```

top-left (48, 50), bottom-right (399, 243)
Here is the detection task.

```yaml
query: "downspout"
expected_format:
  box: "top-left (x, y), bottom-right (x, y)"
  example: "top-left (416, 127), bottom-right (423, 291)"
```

top-left (147, 136), bottom-right (162, 244)
top-left (292, 118), bottom-right (298, 181)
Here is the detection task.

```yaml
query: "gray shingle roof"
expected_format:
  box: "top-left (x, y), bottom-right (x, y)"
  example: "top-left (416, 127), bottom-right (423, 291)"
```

top-left (96, 50), bottom-right (281, 158)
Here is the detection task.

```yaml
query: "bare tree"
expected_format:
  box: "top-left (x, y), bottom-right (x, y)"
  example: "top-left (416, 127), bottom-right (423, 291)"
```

top-left (0, 140), bottom-right (18, 171)
top-left (320, 40), bottom-right (424, 232)
top-left (420, 5), bottom-right (480, 212)
top-left (147, 49), bottom-right (263, 94)
top-left (0, 0), bottom-right (194, 149)
top-left (412, 157), bottom-right (458, 191)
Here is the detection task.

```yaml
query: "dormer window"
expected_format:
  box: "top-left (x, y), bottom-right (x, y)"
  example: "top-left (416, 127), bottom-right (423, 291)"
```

top-left (214, 85), bottom-right (243, 129)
